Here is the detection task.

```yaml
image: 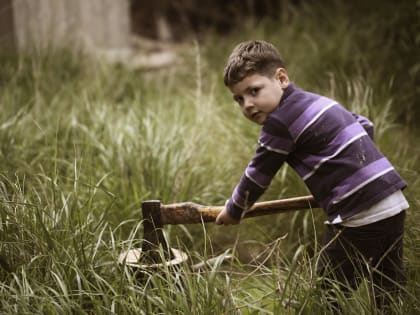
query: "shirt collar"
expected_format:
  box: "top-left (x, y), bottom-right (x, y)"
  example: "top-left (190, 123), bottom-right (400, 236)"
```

top-left (280, 82), bottom-right (296, 104)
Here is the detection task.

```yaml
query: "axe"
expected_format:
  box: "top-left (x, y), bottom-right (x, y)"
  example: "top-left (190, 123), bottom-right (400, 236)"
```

top-left (140, 195), bottom-right (318, 262)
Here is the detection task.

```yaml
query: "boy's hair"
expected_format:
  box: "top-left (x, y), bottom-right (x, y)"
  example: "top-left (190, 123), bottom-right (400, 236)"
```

top-left (223, 40), bottom-right (285, 87)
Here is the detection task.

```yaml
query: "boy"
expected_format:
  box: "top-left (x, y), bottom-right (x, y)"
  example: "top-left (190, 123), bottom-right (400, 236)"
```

top-left (216, 40), bottom-right (409, 309)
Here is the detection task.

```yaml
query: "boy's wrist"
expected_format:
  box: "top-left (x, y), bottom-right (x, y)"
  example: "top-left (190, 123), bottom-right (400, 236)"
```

top-left (226, 199), bottom-right (244, 220)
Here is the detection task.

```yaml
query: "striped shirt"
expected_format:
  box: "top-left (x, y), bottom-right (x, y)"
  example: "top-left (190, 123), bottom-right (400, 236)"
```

top-left (226, 83), bottom-right (407, 222)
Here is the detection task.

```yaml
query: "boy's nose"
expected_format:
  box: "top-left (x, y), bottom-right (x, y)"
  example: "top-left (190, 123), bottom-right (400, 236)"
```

top-left (243, 97), bottom-right (254, 110)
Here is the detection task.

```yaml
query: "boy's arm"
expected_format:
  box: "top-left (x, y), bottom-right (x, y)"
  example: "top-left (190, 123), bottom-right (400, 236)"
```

top-left (216, 145), bottom-right (288, 224)
top-left (216, 119), bottom-right (294, 225)
top-left (352, 113), bottom-right (374, 140)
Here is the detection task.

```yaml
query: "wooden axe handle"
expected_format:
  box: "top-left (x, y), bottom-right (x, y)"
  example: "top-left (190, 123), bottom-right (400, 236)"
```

top-left (160, 195), bottom-right (318, 225)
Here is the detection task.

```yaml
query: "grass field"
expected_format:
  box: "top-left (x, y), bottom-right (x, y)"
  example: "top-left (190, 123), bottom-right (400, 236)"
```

top-left (1, 2), bottom-right (419, 314)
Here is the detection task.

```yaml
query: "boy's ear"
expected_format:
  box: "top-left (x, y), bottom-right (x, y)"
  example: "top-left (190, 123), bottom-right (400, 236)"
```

top-left (275, 68), bottom-right (289, 88)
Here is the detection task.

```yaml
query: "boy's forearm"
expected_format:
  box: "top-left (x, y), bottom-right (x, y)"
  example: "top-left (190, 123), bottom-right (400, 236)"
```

top-left (227, 175), bottom-right (266, 220)
top-left (228, 144), bottom-right (287, 219)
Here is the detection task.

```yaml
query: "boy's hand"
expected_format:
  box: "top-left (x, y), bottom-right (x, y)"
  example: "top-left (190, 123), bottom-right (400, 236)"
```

top-left (215, 206), bottom-right (240, 225)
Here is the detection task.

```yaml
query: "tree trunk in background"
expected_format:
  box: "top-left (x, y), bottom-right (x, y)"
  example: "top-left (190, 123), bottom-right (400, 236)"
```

top-left (1, 0), bottom-right (282, 51)
top-left (0, 0), bottom-right (16, 51)
top-left (1, 0), bottom-right (130, 52)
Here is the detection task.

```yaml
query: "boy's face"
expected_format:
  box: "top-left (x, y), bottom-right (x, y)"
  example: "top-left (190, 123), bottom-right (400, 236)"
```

top-left (230, 68), bottom-right (289, 125)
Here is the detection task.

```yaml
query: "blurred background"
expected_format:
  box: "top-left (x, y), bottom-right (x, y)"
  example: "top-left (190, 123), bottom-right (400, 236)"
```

top-left (0, 1), bottom-right (419, 313)
top-left (1, 0), bottom-right (418, 120)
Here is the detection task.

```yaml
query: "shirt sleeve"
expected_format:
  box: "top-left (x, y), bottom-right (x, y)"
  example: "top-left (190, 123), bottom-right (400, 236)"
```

top-left (226, 120), bottom-right (294, 220)
top-left (352, 113), bottom-right (374, 140)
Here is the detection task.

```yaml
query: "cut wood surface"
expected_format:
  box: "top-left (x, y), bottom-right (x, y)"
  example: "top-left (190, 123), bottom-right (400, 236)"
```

top-left (160, 195), bottom-right (319, 225)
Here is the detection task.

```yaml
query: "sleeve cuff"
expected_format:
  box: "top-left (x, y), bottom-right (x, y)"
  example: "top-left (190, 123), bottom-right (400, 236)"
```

top-left (226, 198), bottom-right (244, 220)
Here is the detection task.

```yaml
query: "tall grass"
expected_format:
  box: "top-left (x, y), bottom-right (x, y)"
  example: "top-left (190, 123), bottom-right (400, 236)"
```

top-left (1, 1), bottom-right (419, 314)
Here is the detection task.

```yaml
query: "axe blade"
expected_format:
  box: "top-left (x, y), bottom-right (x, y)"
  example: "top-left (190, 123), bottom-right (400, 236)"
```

top-left (141, 200), bottom-right (173, 261)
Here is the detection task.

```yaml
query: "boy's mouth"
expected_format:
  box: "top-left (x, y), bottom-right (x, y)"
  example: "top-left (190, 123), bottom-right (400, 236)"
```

top-left (251, 112), bottom-right (260, 119)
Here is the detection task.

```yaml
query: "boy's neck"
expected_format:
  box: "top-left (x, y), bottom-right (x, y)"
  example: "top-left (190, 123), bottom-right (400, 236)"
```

top-left (275, 82), bottom-right (295, 111)
top-left (281, 82), bottom-right (295, 102)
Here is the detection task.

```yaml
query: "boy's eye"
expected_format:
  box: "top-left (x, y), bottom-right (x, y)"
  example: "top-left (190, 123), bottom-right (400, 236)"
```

top-left (234, 96), bottom-right (244, 105)
top-left (250, 88), bottom-right (259, 96)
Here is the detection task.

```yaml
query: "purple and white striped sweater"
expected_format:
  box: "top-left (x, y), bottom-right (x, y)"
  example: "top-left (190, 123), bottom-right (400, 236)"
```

top-left (226, 83), bottom-right (407, 222)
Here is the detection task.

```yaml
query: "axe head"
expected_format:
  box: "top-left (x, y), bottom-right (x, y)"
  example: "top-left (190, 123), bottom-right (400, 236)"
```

top-left (141, 200), bottom-right (174, 262)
